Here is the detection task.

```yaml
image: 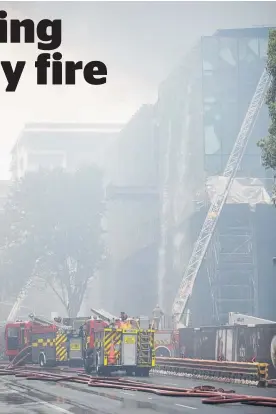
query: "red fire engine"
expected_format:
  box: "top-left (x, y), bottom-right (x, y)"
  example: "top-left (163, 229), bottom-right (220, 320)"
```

top-left (5, 320), bottom-right (34, 361)
top-left (5, 310), bottom-right (155, 375)
top-left (83, 310), bottom-right (155, 376)
top-left (5, 315), bottom-right (87, 367)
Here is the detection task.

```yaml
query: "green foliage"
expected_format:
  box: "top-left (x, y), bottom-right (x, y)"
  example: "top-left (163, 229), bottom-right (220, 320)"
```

top-left (0, 165), bottom-right (105, 317)
top-left (258, 30), bottom-right (276, 174)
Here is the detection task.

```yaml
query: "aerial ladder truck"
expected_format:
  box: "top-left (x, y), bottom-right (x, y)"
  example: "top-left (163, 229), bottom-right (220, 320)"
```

top-left (171, 68), bottom-right (271, 328)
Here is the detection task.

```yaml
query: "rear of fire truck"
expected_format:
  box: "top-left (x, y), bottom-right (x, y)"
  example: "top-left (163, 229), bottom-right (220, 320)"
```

top-left (85, 325), bottom-right (155, 376)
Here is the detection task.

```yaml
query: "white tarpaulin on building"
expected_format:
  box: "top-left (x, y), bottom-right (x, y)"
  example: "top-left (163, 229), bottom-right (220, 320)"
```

top-left (206, 176), bottom-right (272, 205)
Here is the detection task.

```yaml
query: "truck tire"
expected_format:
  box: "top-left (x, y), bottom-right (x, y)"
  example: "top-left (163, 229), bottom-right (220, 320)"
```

top-left (39, 353), bottom-right (46, 367)
top-left (141, 367), bottom-right (150, 377)
top-left (95, 353), bottom-right (101, 375)
top-left (135, 367), bottom-right (150, 377)
top-left (84, 359), bottom-right (93, 374)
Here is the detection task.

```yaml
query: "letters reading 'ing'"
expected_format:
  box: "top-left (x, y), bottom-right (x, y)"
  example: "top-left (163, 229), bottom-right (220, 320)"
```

top-left (0, 10), bottom-right (61, 50)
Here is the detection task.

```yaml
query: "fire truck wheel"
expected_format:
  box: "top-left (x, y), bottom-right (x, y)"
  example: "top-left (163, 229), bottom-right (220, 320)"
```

top-left (134, 367), bottom-right (150, 377)
top-left (39, 353), bottom-right (46, 367)
top-left (84, 359), bottom-right (93, 374)
top-left (95, 357), bottom-right (101, 375)
top-left (142, 368), bottom-right (150, 377)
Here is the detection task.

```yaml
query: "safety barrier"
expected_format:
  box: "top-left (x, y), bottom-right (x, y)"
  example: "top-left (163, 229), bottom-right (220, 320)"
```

top-left (155, 357), bottom-right (268, 385)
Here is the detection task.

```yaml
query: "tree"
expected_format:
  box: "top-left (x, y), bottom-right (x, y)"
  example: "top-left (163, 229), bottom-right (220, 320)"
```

top-left (258, 29), bottom-right (276, 199)
top-left (0, 165), bottom-right (105, 317)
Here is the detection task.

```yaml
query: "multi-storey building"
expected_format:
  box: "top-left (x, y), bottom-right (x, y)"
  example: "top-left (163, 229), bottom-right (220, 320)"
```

top-left (107, 27), bottom-right (276, 325)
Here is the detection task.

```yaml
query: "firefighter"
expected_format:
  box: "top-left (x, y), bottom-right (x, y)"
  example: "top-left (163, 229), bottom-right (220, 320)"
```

top-left (120, 312), bottom-right (128, 322)
top-left (152, 304), bottom-right (164, 330)
top-left (109, 318), bottom-right (116, 329)
top-left (54, 316), bottom-right (62, 324)
top-left (79, 324), bottom-right (84, 338)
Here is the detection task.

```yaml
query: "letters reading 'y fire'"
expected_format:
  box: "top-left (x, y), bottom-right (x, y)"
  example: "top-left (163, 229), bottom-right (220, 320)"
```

top-left (0, 10), bottom-right (107, 91)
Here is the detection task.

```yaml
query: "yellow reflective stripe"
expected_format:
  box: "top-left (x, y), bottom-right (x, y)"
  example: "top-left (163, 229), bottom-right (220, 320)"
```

top-left (32, 338), bottom-right (55, 347)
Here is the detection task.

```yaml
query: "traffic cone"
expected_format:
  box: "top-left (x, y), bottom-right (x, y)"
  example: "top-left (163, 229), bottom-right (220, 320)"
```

top-left (108, 342), bottom-right (116, 365)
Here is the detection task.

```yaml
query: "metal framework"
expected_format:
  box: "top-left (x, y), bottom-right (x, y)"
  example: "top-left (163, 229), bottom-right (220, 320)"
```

top-left (205, 229), bottom-right (220, 324)
top-left (172, 69), bottom-right (271, 326)
top-left (208, 204), bottom-right (258, 325)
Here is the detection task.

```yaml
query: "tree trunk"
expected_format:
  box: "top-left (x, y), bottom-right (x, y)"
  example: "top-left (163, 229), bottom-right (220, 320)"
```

top-left (68, 294), bottom-right (83, 317)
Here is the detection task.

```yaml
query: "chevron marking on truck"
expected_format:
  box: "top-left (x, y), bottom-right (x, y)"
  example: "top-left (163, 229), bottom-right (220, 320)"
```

top-left (104, 329), bottom-right (121, 358)
top-left (55, 334), bottom-right (67, 361)
top-left (155, 339), bottom-right (170, 346)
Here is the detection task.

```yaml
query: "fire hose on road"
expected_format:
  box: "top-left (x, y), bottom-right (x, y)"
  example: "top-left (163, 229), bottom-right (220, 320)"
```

top-left (0, 365), bottom-right (276, 407)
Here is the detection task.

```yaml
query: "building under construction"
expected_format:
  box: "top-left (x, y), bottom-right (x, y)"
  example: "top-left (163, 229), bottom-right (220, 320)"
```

top-left (104, 26), bottom-right (276, 325)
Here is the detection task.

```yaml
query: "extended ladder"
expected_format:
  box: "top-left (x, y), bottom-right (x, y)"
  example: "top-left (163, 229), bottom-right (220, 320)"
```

top-left (28, 313), bottom-right (73, 331)
top-left (7, 278), bottom-right (34, 321)
top-left (172, 69), bottom-right (271, 327)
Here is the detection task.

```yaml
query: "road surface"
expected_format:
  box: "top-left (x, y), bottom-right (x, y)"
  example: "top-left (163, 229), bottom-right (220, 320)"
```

top-left (0, 373), bottom-right (275, 413)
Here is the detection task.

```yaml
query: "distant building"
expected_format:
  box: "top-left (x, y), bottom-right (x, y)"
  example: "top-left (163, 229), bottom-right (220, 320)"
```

top-left (8, 122), bottom-right (124, 320)
top-left (10, 122), bottom-right (124, 179)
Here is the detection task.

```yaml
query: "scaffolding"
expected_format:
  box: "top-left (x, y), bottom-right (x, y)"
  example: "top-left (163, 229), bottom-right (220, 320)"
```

top-left (208, 205), bottom-right (258, 325)
top-left (202, 175), bottom-right (272, 325)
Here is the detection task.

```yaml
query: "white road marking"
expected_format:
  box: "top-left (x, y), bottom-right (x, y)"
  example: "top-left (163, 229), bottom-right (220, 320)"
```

top-left (120, 391), bottom-right (135, 396)
top-left (24, 393), bottom-right (72, 413)
top-left (175, 403), bottom-right (197, 410)
top-left (0, 380), bottom-right (71, 414)
top-left (164, 382), bottom-right (178, 386)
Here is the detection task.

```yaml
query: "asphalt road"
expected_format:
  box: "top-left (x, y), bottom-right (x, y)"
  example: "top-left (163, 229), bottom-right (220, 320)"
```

top-left (0, 373), bottom-right (275, 414)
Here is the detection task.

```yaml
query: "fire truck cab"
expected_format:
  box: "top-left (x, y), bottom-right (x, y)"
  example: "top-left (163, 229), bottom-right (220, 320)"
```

top-left (5, 321), bottom-right (33, 361)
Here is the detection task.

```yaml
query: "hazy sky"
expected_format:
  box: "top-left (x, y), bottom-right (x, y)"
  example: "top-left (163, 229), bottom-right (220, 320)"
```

top-left (0, 1), bottom-right (275, 178)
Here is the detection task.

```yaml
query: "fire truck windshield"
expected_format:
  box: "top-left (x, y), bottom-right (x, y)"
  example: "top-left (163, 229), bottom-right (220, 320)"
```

top-left (7, 327), bottom-right (19, 337)
top-left (6, 326), bottom-right (20, 351)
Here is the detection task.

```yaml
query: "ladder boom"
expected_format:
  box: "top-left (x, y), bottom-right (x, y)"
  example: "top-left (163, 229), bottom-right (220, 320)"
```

top-left (7, 278), bottom-right (34, 321)
top-left (28, 313), bottom-right (73, 331)
top-left (172, 69), bottom-right (271, 325)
